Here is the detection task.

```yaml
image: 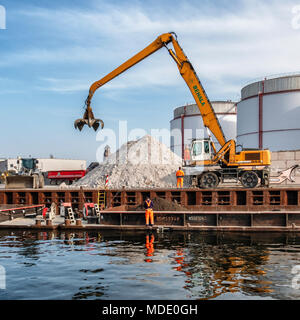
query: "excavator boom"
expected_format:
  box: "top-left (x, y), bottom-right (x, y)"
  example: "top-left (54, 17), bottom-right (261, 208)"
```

top-left (74, 32), bottom-right (226, 148)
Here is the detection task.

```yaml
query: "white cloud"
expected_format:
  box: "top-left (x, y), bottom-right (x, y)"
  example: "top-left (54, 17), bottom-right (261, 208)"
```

top-left (5, 0), bottom-right (300, 98)
top-left (37, 77), bottom-right (89, 93)
top-left (0, 46), bottom-right (111, 67)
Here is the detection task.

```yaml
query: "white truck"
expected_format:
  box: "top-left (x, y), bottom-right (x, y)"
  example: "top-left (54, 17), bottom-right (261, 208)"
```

top-left (0, 158), bottom-right (87, 188)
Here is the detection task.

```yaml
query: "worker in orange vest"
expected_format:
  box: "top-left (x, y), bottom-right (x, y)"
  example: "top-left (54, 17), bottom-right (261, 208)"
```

top-left (144, 197), bottom-right (154, 227)
top-left (176, 167), bottom-right (185, 188)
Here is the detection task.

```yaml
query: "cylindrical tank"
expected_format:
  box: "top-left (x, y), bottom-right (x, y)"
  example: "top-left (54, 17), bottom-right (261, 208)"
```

top-left (170, 101), bottom-right (237, 158)
top-left (237, 74), bottom-right (300, 151)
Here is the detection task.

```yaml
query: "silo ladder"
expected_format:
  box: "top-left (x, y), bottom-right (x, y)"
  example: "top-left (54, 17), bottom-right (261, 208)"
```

top-left (67, 207), bottom-right (76, 224)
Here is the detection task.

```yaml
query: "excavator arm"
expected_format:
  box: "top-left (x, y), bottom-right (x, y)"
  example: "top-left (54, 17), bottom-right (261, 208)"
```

top-left (74, 33), bottom-right (173, 131)
top-left (74, 32), bottom-right (226, 148)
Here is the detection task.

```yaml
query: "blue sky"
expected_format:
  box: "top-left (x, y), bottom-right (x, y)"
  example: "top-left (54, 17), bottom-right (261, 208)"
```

top-left (1, 0), bottom-right (300, 163)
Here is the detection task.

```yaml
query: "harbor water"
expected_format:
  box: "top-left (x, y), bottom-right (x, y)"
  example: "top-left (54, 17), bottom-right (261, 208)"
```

top-left (0, 230), bottom-right (299, 300)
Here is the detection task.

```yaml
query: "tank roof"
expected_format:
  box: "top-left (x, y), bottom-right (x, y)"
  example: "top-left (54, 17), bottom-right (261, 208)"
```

top-left (173, 101), bottom-right (236, 118)
top-left (241, 74), bottom-right (300, 100)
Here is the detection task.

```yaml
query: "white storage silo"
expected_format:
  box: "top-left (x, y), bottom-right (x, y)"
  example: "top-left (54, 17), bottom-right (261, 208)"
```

top-left (170, 101), bottom-right (237, 158)
top-left (237, 74), bottom-right (300, 151)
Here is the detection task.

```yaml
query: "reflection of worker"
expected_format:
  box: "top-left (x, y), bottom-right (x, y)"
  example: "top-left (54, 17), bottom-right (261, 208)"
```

top-left (145, 234), bottom-right (155, 263)
top-left (174, 248), bottom-right (185, 272)
top-left (176, 167), bottom-right (185, 188)
top-left (172, 248), bottom-right (192, 282)
top-left (144, 197), bottom-right (154, 227)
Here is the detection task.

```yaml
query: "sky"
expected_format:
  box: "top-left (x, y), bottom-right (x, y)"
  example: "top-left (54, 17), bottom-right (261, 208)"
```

top-left (1, 0), bottom-right (300, 164)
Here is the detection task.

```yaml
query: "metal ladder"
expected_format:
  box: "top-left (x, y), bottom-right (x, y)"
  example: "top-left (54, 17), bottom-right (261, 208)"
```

top-left (94, 203), bottom-right (101, 217)
top-left (98, 190), bottom-right (106, 210)
top-left (67, 207), bottom-right (76, 224)
top-left (94, 203), bottom-right (101, 224)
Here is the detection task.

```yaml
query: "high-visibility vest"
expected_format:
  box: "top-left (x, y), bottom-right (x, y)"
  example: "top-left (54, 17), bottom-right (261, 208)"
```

top-left (176, 170), bottom-right (184, 178)
top-left (145, 200), bottom-right (153, 209)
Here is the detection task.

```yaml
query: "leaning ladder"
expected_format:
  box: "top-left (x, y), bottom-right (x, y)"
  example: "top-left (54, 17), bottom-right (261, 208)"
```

top-left (67, 207), bottom-right (76, 224)
top-left (94, 203), bottom-right (101, 223)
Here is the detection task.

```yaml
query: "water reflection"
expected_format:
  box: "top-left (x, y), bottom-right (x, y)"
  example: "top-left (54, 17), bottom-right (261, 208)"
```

top-left (170, 234), bottom-right (275, 299)
top-left (145, 233), bottom-right (155, 263)
top-left (0, 230), bottom-right (299, 299)
top-left (171, 233), bottom-right (300, 299)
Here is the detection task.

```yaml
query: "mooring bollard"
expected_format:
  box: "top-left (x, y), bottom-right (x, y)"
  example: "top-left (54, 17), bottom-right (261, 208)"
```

top-left (35, 219), bottom-right (42, 226)
top-left (46, 219), bottom-right (52, 227)
top-left (76, 219), bottom-right (82, 226)
top-left (65, 219), bottom-right (70, 226)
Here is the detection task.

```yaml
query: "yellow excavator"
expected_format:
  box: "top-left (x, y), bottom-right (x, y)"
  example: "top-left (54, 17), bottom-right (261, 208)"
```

top-left (74, 32), bottom-right (271, 188)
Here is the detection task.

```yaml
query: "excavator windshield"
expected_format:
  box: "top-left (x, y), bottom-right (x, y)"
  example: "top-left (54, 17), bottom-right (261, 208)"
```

top-left (21, 159), bottom-right (36, 170)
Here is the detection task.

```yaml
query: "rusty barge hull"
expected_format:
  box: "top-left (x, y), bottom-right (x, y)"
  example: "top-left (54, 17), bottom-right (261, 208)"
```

top-left (1, 187), bottom-right (299, 210)
top-left (1, 210), bottom-right (300, 232)
top-left (1, 187), bottom-right (300, 232)
top-left (98, 210), bottom-right (300, 231)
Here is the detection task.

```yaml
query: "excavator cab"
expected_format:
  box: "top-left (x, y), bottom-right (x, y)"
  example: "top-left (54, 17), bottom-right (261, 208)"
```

top-left (190, 139), bottom-right (214, 162)
top-left (19, 158), bottom-right (37, 173)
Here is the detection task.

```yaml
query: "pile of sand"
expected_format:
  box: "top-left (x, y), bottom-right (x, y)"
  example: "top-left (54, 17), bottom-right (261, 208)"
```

top-left (74, 135), bottom-right (183, 189)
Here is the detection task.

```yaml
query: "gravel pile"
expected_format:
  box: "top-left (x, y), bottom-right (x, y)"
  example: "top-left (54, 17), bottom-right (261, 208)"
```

top-left (74, 135), bottom-right (182, 189)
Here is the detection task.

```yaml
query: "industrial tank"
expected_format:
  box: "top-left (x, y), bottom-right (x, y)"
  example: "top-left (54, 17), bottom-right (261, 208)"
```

top-left (170, 101), bottom-right (237, 158)
top-left (237, 74), bottom-right (300, 151)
